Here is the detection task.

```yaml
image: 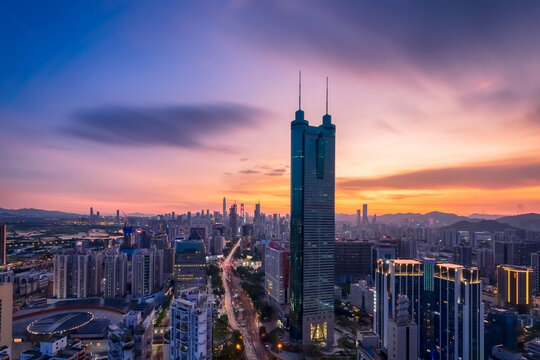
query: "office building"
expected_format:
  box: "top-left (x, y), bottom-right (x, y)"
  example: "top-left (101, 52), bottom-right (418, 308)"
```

top-left (170, 289), bottom-right (212, 360)
top-left (362, 204), bottom-right (368, 225)
top-left (484, 308), bottom-right (518, 358)
top-left (132, 249), bottom-right (155, 297)
top-left (453, 244), bottom-right (473, 267)
top-left (264, 242), bottom-right (289, 305)
top-left (431, 263), bottom-right (484, 360)
top-left (478, 248), bottom-right (495, 279)
top-left (334, 240), bottom-right (372, 283)
top-left (174, 233), bottom-right (206, 295)
top-left (387, 295), bottom-right (417, 360)
top-left (374, 259), bottom-right (422, 349)
top-left (90, 207), bottom-right (94, 225)
top-left (289, 78), bottom-right (335, 346)
top-left (531, 252), bottom-right (540, 295)
top-left (229, 204), bottom-right (238, 237)
top-left (350, 280), bottom-right (374, 315)
top-left (496, 265), bottom-right (533, 311)
top-left (103, 250), bottom-right (128, 298)
top-left (0, 222), bottom-right (5, 266)
top-left (222, 197), bottom-right (226, 219)
top-left (399, 237), bottom-right (417, 259)
top-left (0, 282), bottom-right (12, 348)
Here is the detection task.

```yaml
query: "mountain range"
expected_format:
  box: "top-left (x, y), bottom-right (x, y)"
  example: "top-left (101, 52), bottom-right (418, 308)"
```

top-left (2, 207), bottom-right (540, 231)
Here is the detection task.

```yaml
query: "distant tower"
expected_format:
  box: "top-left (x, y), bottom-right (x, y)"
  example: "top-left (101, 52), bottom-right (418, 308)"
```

top-left (290, 74), bottom-right (335, 346)
top-left (223, 197), bottom-right (226, 218)
top-left (90, 207), bottom-right (94, 225)
top-left (116, 209), bottom-right (120, 222)
top-left (362, 204), bottom-right (368, 225)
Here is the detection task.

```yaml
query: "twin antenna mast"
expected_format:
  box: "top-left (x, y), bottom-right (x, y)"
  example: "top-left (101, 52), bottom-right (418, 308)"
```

top-left (298, 71), bottom-right (329, 114)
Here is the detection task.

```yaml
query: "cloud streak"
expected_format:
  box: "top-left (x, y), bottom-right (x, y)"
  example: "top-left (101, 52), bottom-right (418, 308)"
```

top-left (61, 103), bottom-right (268, 150)
top-left (338, 160), bottom-right (540, 191)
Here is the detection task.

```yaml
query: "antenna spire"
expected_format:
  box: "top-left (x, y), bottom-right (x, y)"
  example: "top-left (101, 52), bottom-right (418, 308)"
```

top-left (325, 76), bottom-right (329, 114)
top-left (299, 71), bottom-right (302, 110)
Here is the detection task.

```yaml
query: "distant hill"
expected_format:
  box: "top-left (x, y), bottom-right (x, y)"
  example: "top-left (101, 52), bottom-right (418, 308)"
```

top-left (440, 219), bottom-right (517, 232)
top-left (468, 213), bottom-right (504, 220)
top-left (337, 211), bottom-right (469, 227)
top-left (0, 207), bottom-right (82, 221)
top-left (375, 211), bottom-right (469, 227)
top-left (496, 213), bottom-right (540, 231)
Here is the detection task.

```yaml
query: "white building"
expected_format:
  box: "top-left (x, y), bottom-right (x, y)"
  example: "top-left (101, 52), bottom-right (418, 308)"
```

top-left (387, 295), bottom-right (417, 360)
top-left (350, 280), bottom-right (374, 315)
top-left (108, 311), bottom-right (154, 360)
top-left (170, 289), bottom-right (212, 360)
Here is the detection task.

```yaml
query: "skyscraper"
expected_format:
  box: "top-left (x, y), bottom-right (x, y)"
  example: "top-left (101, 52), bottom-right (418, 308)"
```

top-left (132, 249), bottom-right (155, 297)
top-left (0, 222), bottom-right (6, 266)
top-left (432, 263), bottom-right (484, 359)
top-left (222, 197), bottom-right (226, 218)
top-left (103, 250), bottom-right (128, 298)
top-left (90, 207), bottom-right (93, 225)
top-left (496, 265), bottom-right (533, 311)
top-left (290, 75), bottom-right (335, 346)
top-left (174, 231), bottom-right (207, 295)
top-left (374, 259), bottom-right (422, 349)
top-left (362, 204), bottom-right (368, 225)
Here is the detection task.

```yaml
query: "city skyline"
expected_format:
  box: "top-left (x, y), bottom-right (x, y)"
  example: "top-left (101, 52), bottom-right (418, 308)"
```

top-left (3, 1), bottom-right (540, 215)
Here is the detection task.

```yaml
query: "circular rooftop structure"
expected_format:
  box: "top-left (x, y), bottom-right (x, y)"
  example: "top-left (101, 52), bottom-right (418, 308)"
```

top-left (27, 311), bottom-right (94, 335)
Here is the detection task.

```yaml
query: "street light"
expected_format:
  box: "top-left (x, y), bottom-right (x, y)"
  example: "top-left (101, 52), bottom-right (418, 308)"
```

top-left (236, 344), bottom-right (241, 351)
top-left (278, 343), bottom-right (282, 353)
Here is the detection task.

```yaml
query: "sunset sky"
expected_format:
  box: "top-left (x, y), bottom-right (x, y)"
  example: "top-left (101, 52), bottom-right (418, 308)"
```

top-left (2, 1), bottom-right (540, 216)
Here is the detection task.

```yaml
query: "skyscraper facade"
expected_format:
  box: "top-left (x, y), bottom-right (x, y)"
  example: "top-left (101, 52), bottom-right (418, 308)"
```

top-left (432, 263), bottom-right (483, 360)
top-left (103, 250), bottom-right (128, 298)
top-left (132, 249), bottom-right (155, 297)
top-left (374, 259), bottom-right (422, 349)
top-left (289, 82), bottom-right (335, 346)
top-left (362, 204), bottom-right (368, 225)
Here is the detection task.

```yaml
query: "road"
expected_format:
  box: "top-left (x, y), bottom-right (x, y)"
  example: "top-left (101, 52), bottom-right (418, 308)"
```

top-left (221, 240), bottom-right (269, 360)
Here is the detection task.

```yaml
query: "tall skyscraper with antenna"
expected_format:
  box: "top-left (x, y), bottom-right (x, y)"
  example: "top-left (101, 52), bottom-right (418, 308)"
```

top-left (290, 73), bottom-right (335, 346)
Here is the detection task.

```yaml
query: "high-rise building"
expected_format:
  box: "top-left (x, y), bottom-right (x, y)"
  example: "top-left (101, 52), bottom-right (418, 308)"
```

top-left (399, 237), bottom-right (417, 259)
top-left (264, 242), bottom-right (290, 305)
top-left (116, 209), bottom-right (120, 222)
top-left (453, 244), bottom-right (473, 267)
top-left (431, 263), bottom-right (484, 359)
top-left (496, 265), bottom-right (533, 311)
top-left (387, 295), bottom-right (418, 360)
top-left (0, 282), bottom-right (13, 348)
top-left (334, 240), bottom-right (372, 283)
top-left (174, 233), bottom-right (206, 295)
top-left (170, 288), bottom-right (212, 360)
top-left (90, 207), bottom-right (94, 225)
top-left (478, 248), bottom-right (495, 279)
top-left (289, 77), bottom-right (335, 346)
top-left (532, 252), bottom-right (540, 295)
top-left (374, 259), bottom-right (422, 349)
top-left (350, 280), bottom-right (374, 315)
top-left (131, 249), bottom-right (155, 297)
top-left (53, 248), bottom-right (102, 299)
top-left (0, 222), bottom-right (6, 266)
top-left (103, 250), bottom-right (128, 298)
top-left (222, 197), bottom-right (226, 219)
top-left (229, 204), bottom-right (238, 237)
top-left (362, 204), bottom-right (368, 225)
